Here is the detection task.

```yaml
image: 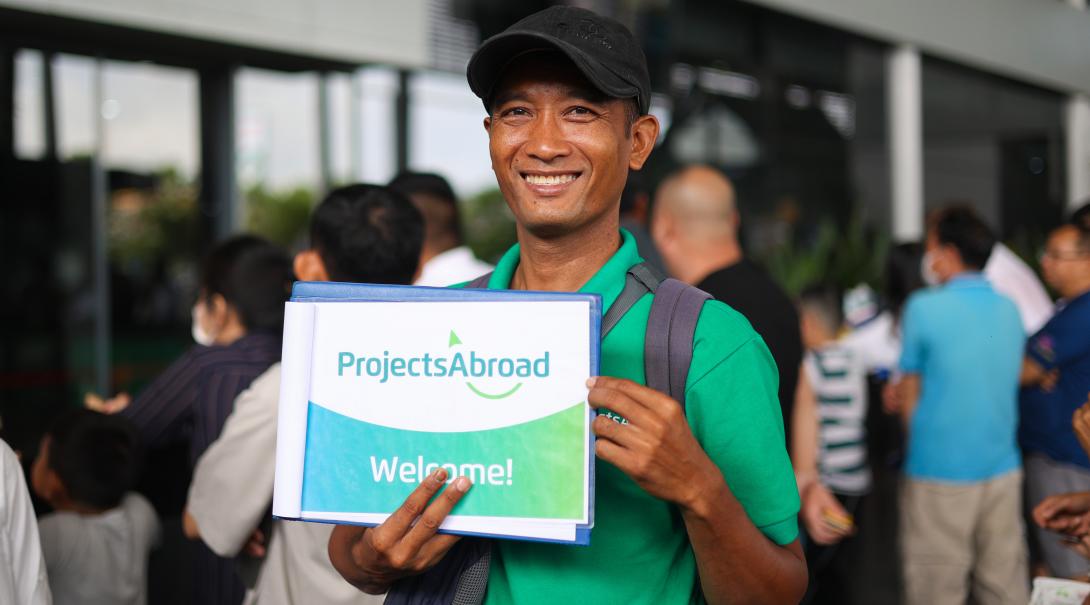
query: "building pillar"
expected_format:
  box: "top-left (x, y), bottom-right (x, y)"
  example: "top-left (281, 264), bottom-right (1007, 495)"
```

top-left (395, 69), bottom-right (410, 174)
top-left (1066, 94), bottom-right (1090, 211)
top-left (888, 45), bottom-right (924, 241)
top-left (199, 65), bottom-right (238, 241)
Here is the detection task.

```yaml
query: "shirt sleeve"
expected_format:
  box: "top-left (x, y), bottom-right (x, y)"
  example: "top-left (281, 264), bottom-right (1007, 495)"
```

top-left (121, 347), bottom-right (206, 448)
top-left (1, 442), bottom-right (51, 605)
top-left (1026, 312), bottom-right (1087, 370)
top-left (186, 365), bottom-right (281, 557)
top-left (898, 297), bottom-right (925, 374)
top-left (686, 310), bottom-right (800, 546)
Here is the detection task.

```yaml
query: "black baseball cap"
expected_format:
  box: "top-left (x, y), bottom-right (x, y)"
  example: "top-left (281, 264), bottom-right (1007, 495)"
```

top-left (467, 6), bottom-right (651, 115)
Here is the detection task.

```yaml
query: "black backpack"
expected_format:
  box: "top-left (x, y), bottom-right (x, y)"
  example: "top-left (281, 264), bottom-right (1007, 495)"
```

top-left (385, 262), bottom-right (712, 605)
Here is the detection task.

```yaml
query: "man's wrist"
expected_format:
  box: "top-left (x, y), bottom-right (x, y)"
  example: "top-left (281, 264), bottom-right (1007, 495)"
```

top-left (677, 470), bottom-right (731, 521)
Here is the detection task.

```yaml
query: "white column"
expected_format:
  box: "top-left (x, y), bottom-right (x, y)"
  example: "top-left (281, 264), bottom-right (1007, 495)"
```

top-left (1066, 94), bottom-right (1090, 211)
top-left (888, 45), bottom-right (924, 241)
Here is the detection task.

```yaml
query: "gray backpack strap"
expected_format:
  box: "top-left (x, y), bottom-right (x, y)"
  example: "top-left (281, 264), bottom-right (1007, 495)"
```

top-left (644, 278), bottom-right (712, 408)
top-left (602, 262), bottom-right (663, 338)
top-left (466, 272), bottom-right (493, 289)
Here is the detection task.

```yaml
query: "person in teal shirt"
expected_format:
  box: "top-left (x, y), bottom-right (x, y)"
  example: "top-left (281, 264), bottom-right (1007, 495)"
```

top-left (329, 6), bottom-right (806, 604)
top-left (892, 206), bottom-right (1027, 605)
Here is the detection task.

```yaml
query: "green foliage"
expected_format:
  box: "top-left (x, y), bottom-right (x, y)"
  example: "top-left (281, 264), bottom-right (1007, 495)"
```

top-left (462, 187), bottom-right (518, 264)
top-left (245, 185), bottom-right (315, 248)
top-left (764, 213), bottom-right (889, 297)
top-left (108, 169), bottom-right (200, 266)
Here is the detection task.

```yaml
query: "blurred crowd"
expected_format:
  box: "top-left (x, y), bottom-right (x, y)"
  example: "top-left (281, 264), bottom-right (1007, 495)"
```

top-left (2, 161), bottom-right (1087, 604)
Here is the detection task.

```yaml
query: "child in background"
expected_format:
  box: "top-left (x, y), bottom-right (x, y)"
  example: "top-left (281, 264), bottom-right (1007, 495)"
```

top-left (792, 285), bottom-right (871, 605)
top-left (31, 409), bottom-right (159, 605)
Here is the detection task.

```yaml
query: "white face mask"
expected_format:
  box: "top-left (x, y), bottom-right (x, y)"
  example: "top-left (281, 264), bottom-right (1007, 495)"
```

top-left (920, 251), bottom-right (941, 287)
top-left (191, 303), bottom-right (215, 346)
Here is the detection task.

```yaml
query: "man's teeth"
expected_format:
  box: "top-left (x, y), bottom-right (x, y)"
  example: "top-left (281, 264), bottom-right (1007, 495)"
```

top-left (524, 174), bottom-right (577, 186)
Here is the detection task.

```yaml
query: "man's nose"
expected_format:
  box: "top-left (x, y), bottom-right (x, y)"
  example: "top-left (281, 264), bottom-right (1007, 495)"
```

top-left (524, 113), bottom-right (571, 162)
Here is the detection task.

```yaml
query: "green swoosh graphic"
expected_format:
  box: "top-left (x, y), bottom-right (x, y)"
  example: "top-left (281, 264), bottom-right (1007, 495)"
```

top-left (465, 381), bottom-right (523, 400)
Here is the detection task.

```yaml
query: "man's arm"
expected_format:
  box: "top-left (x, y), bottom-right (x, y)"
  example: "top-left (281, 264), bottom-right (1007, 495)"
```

top-left (185, 365), bottom-right (280, 557)
top-left (588, 376), bottom-right (807, 605)
top-left (894, 374), bottom-right (921, 427)
top-left (791, 367), bottom-right (852, 546)
top-left (1020, 358), bottom-right (1058, 391)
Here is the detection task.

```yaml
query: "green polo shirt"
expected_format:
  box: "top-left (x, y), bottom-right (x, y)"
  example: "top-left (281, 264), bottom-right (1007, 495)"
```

top-left (478, 230), bottom-right (799, 605)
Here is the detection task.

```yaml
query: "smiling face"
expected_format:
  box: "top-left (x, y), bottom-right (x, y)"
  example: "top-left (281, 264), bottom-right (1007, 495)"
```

top-left (483, 53), bottom-right (657, 240)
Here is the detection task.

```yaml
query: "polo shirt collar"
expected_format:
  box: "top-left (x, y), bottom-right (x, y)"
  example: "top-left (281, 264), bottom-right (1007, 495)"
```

top-left (946, 271), bottom-right (987, 288)
top-left (487, 228), bottom-right (642, 310)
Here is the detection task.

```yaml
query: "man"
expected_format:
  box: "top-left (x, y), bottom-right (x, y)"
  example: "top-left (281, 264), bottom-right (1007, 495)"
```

top-left (1020, 219), bottom-right (1090, 579)
top-left (388, 171), bottom-right (492, 286)
top-left (651, 165), bottom-right (803, 441)
top-left (892, 207), bottom-right (1027, 605)
top-left (183, 184), bottom-right (424, 605)
top-left (0, 439), bottom-right (50, 605)
top-left (329, 7), bottom-right (807, 604)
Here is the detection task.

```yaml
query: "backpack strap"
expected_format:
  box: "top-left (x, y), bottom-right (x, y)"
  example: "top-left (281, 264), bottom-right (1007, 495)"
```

top-left (602, 262), bottom-right (663, 337)
top-left (644, 278), bottom-right (712, 409)
top-left (465, 272), bottom-right (493, 289)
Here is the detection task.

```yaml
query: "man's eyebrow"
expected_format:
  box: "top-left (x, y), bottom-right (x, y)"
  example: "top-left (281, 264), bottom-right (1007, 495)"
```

top-left (490, 86), bottom-right (611, 110)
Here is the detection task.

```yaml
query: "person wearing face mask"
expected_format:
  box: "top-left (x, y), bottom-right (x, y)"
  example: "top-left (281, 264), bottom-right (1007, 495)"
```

top-left (887, 206), bottom-right (1028, 605)
top-left (86, 234), bottom-right (292, 605)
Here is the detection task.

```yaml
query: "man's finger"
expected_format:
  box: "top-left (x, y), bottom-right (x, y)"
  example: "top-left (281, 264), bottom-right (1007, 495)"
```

top-left (400, 477), bottom-right (472, 553)
top-left (587, 384), bottom-right (656, 428)
top-left (380, 468), bottom-right (451, 539)
top-left (591, 414), bottom-right (651, 451)
top-left (588, 376), bottom-right (675, 414)
top-left (593, 437), bottom-right (636, 475)
top-left (414, 532), bottom-right (463, 566)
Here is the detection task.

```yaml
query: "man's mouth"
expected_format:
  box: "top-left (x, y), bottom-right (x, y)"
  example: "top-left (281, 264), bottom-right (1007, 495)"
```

top-left (522, 173), bottom-right (580, 186)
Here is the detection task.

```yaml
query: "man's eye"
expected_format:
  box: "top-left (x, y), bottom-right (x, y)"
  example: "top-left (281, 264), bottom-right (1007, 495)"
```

top-left (570, 106), bottom-right (594, 116)
top-left (502, 107), bottom-right (530, 117)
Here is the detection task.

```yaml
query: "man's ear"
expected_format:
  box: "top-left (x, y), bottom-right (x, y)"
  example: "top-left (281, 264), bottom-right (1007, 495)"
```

top-left (628, 114), bottom-right (660, 171)
top-left (293, 250), bottom-right (330, 282)
top-left (483, 116), bottom-right (492, 133)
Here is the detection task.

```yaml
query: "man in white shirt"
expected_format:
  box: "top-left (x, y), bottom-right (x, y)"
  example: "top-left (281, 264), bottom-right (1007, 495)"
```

top-left (184, 183), bottom-right (423, 605)
top-left (0, 439), bottom-right (50, 605)
top-left (389, 172), bottom-right (493, 286)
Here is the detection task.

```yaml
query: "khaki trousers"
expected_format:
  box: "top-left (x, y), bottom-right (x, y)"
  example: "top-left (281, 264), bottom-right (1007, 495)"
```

top-left (900, 470), bottom-right (1029, 605)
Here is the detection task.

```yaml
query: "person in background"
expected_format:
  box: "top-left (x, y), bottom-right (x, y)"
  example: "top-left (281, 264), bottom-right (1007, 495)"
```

top-left (619, 171), bottom-right (666, 274)
top-left (87, 235), bottom-right (292, 605)
top-left (31, 409), bottom-right (158, 605)
top-left (184, 184), bottom-right (424, 605)
top-left (1020, 219), bottom-right (1090, 579)
top-left (889, 206), bottom-right (1027, 605)
top-left (388, 172), bottom-right (492, 286)
top-left (792, 285), bottom-right (871, 605)
top-left (652, 164), bottom-right (803, 442)
top-left (0, 438), bottom-right (50, 605)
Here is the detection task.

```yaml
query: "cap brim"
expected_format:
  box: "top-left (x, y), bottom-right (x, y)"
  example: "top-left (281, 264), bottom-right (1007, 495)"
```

top-left (467, 31), bottom-right (641, 113)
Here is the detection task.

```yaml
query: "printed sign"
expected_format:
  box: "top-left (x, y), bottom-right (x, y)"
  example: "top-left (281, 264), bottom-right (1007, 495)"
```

top-left (273, 284), bottom-right (599, 543)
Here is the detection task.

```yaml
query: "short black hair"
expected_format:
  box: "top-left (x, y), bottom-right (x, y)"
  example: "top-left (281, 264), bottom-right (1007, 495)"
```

top-left (884, 242), bottom-right (925, 318)
top-left (200, 235), bottom-right (293, 333)
top-left (798, 284), bottom-right (843, 333)
top-left (46, 409), bottom-right (139, 510)
top-left (930, 206), bottom-right (997, 271)
top-left (388, 172), bottom-right (463, 247)
top-left (1073, 201), bottom-right (1090, 232)
top-left (310, 184), bottom-right (424, 284)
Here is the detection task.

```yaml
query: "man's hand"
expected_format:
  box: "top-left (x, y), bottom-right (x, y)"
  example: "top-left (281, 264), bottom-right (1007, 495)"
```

top-left (1032, 492), bottom-right (1090, 535)
top-left (328, 468), bottom-right (471, 594)
top-left (84, 392), bottom-right (131, 414)
top-left (586, 376), bottom-right (721, 510)
top-left (1074, 397), bottom-right (1090, 457)
top-left (800, 482), bottom-right (853, 546)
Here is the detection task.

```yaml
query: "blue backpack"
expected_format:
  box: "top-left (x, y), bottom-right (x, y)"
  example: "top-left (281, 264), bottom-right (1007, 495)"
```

top-left (385, 262), bottom-right (712, 605)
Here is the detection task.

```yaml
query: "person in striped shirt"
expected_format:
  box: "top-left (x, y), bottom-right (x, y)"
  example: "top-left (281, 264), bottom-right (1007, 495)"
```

top-left (793, 284), bottom-right (871, 604)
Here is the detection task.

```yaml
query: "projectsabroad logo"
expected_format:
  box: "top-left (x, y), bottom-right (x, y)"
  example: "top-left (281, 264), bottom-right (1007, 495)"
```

top-left (336, 330), bottom-right (550, 400)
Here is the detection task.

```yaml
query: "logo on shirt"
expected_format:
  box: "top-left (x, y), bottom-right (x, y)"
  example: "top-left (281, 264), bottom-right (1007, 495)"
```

top-left (1032, 334), bottom-right (1056, 364)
